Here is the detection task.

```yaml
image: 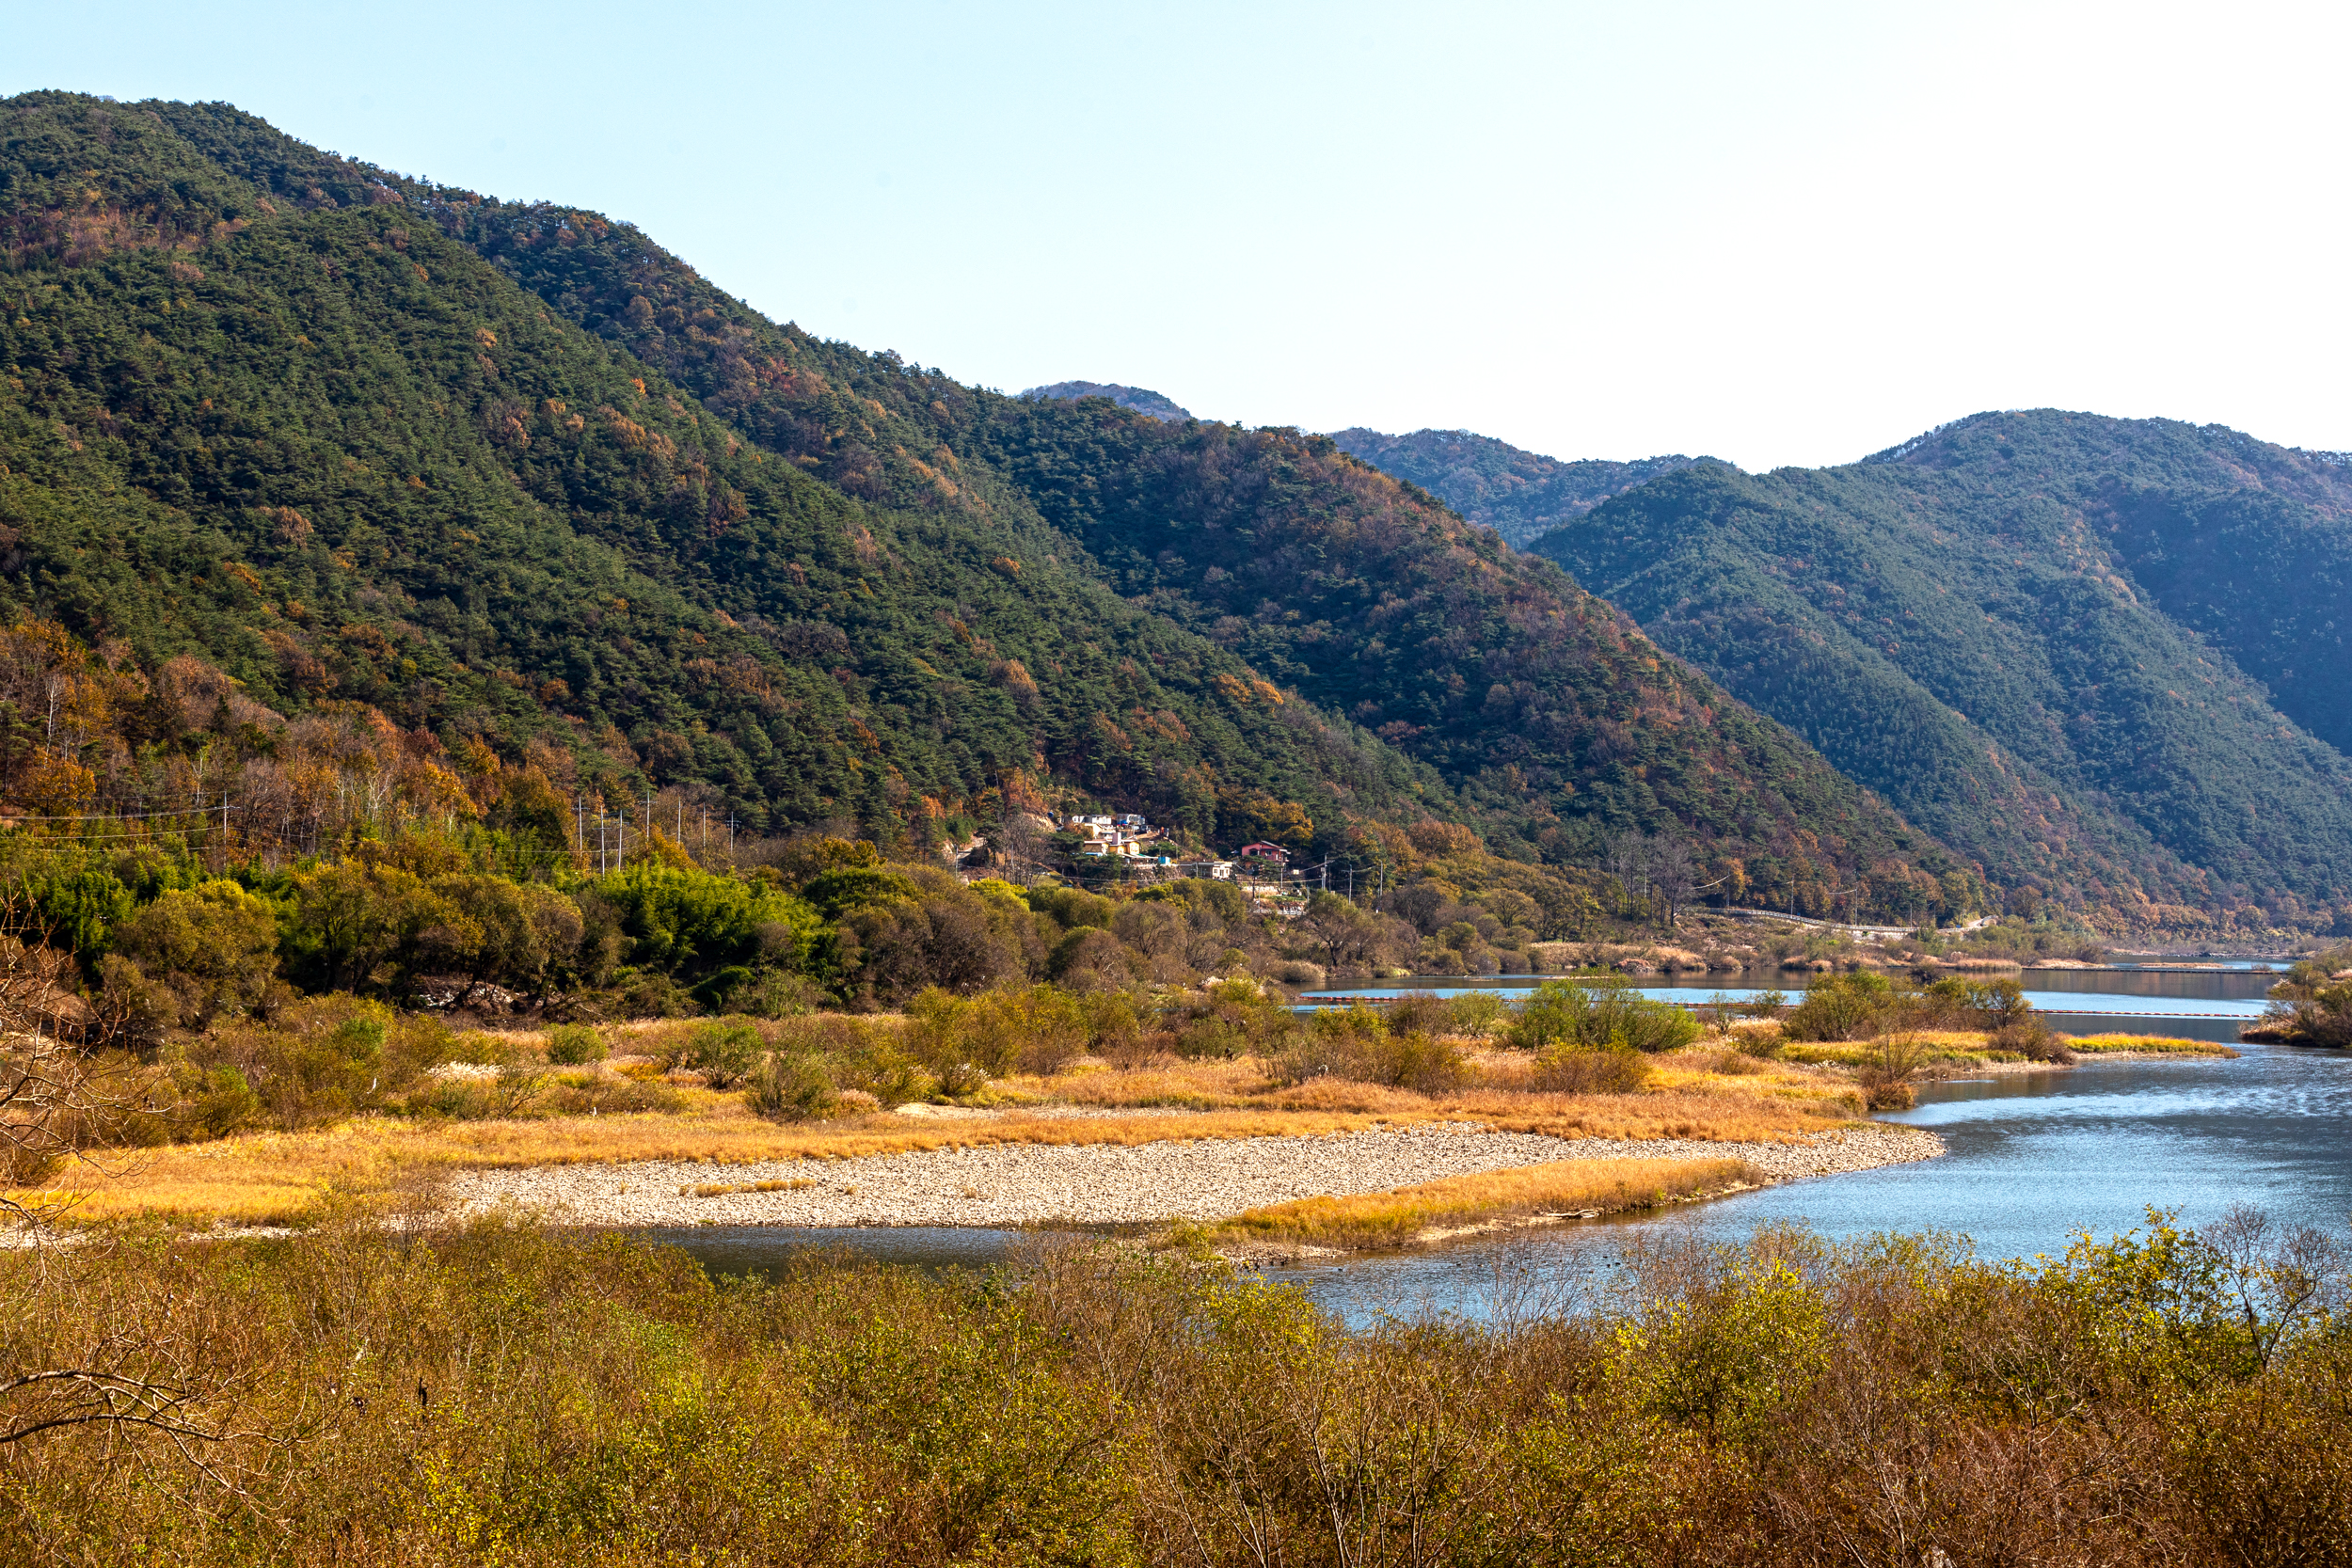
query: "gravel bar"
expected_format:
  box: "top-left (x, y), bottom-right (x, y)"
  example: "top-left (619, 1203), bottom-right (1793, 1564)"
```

top-left (447, 1123), bottom-right (1944, 1229)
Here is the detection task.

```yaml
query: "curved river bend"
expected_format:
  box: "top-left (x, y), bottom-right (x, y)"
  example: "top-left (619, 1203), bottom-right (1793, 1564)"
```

top-left (654, 965), bottom-right (2349, 1320)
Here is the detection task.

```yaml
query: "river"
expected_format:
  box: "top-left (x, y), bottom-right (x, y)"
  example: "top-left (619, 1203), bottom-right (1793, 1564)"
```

top-left (653, 964), bottom-right (2347, 1318)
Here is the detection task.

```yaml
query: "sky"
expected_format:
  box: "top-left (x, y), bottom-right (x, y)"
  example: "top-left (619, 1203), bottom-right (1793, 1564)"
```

top-left (9, 1), bottom-right (2351, 471)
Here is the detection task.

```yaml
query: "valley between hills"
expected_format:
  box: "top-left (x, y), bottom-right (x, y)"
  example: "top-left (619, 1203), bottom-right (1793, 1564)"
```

top-left (6, 80), bottom-right (2352, 1567)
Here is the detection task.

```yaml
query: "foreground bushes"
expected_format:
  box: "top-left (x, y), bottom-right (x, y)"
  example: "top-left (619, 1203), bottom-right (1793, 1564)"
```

top-left (4, 1212), bottom-right (2346, 1564)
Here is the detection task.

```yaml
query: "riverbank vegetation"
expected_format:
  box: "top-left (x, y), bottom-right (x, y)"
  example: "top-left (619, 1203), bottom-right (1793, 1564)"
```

top-left (14, 996), bottom-right (1863, 1227)
top-left (12, 909), bottom-right (2233, 1228)
top-left (4, 1208), bottom-right (2345, 1563)
top-left (2248, 944), bottom-right (2352, 1047)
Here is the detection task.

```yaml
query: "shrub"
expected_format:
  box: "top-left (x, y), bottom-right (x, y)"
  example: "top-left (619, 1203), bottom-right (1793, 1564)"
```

top-left (1506, 979), bottom-right (1701, 1053)
top-left (617, 971), bottom-right (701, 1019)
top-left (1784, 973), bottom-right (1902, 1042)
top-left (193, 996), bottom-right (451, 1130)
top-left (903, 985), bottom-right (1102, 1090)
top-left (1383, 990), bottom-right (1452, 1039)
top-left (1989, 1020), bottom-right (2074, 1064)
top-left (1855, 1033), bottom-right (1928, 1110)
top-left (175, 1064), bottom-right (262, 1140)
top-left (545, 1024), bottom-right (607, 1066)
top-left (1157, 980), bottom-right (1300, 1061)
top-left (1531, 1045), bottom-right (1653, 1094)
top-left (745, 1052), bottom-right (840, 1121)
top-left (1447, 991), bottom-right (1510, 1041)
top-left (1377, 1031), bottom-right (1471, 1092)
top-left (772, 1015), bottom-right (935, 1106)
top-left (684, 1021), bottom-right (764, 1088)
top-left (731, 968), bottom-right (828, 1019)
top-left (1275, 1006), bottom-right (1470, 1091)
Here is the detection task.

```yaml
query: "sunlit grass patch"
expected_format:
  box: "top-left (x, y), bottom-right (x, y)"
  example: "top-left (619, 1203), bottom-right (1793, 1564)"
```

top-left (1195, 1156), bottom-right (1755, 1250)
top-left (2068, 1034), bottom-right (2238, 1057)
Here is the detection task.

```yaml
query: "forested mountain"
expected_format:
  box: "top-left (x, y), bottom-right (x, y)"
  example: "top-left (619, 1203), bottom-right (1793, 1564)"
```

top-left (1330, 427), bottom-right (1698, 547)
top-left (1022, 382), bottom-right (1191, 422)
top-left (0, 93), bottom-right (1446, 854)
top-left (1531, 411), bottom-right (2352, 931)
top-left (0, 90), bottom-right (1986, 921)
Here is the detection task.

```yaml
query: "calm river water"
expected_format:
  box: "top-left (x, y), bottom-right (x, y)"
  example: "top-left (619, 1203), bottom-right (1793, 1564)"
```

top-left (656, 965), bottom-right (2348, 1320)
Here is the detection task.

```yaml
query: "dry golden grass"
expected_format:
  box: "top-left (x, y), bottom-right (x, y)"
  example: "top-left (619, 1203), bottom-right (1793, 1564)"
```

top-left (1011, 1049), bottom-right (1861, 1132)
top-left (2068, 1034), bottom-right (2238, 1057)
top-left (1782, 1029), bottom-right (2238, 1067)
top-left (14, 1043), bottom-right (1867, 1228)
top-left (1198, 1156), bottom-right (1755, 1250)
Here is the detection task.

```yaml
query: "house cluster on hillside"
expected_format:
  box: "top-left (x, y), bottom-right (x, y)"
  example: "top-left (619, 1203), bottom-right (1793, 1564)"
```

top-left (1054, 813), bottom-right (1299, 887)
top-left (1061, 811), bottom-right (1165, 863)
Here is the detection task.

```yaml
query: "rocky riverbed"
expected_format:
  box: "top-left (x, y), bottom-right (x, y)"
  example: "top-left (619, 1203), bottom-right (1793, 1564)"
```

top-left (447, 1122), bottom-right (1945, 1230)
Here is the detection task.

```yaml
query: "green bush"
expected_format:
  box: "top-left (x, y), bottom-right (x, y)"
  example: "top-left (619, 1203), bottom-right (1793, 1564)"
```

top-left (1383, 990), bottom-right (1451, 1038)
top-left (1157, 980), bottom-right (1301, 1061)
top-left (174, 1063), bottom-right (262, 1140)
top-left (1783, 973), bottom-right (1902, 1042)
top-left (1276, 1006), bottom-right (1470, 1091)
top-left (770, 1015), bottom-right (934, 1106)
top-left (900, 985), bottom-right (1106, 1091)
top-left (744, 1052), bottom-right (839, 1121)
top-left (684, 1021), bottom-right (764, 1088)
top-left (545, 1024), bottom-right (608, 1066)
top-left (1506, 979), bottom-right (1700, 1053)
top-left (189, 996), bottom-right (452, 1131)
top-left (1446, 991), bottom-right (1510, 1040)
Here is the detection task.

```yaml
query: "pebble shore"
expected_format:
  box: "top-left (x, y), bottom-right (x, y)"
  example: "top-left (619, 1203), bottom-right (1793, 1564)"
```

top-left (447, 1121), bottom-right (1944, 1230)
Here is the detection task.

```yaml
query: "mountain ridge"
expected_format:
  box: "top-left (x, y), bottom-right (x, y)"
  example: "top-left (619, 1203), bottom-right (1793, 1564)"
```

top-left (1529, 410), bottom-right (2352, 930)
top-left (0, 90), bottom-right (2033, 924)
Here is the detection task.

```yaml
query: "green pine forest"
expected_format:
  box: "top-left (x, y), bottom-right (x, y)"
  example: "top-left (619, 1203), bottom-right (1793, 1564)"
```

top-left (1520, 413), bottom-right (2352, 933)
top-left (0, 90), bottom-right (1990, 927)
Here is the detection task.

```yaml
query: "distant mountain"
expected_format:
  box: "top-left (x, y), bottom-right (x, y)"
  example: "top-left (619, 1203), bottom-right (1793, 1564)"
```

top-left (0, 91), bottom-right (1987, 923)
top-left (1529, 411), bottom-right (2352, 931)
top-left (1022, 382), bottom-right (1192, 421)
top-left (1330, 427), bottom-right (1699, 547)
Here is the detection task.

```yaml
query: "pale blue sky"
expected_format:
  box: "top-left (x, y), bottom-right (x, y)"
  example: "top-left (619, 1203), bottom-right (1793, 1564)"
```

top-left (10, 2), bottom-right (2348, 469)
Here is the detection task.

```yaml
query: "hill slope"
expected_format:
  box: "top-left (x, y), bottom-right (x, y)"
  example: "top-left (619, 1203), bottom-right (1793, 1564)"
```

top-left (0, 91), bottom-right (1985, 920)
top-left (0, 91), bottom-right (1449, 851)
top-left (1530, 411), bottom-right (2352, 929)
top-left (402, 173), bottom-right (1983, 918)
top-left (1330, 427), bottom-right (1698, 547)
